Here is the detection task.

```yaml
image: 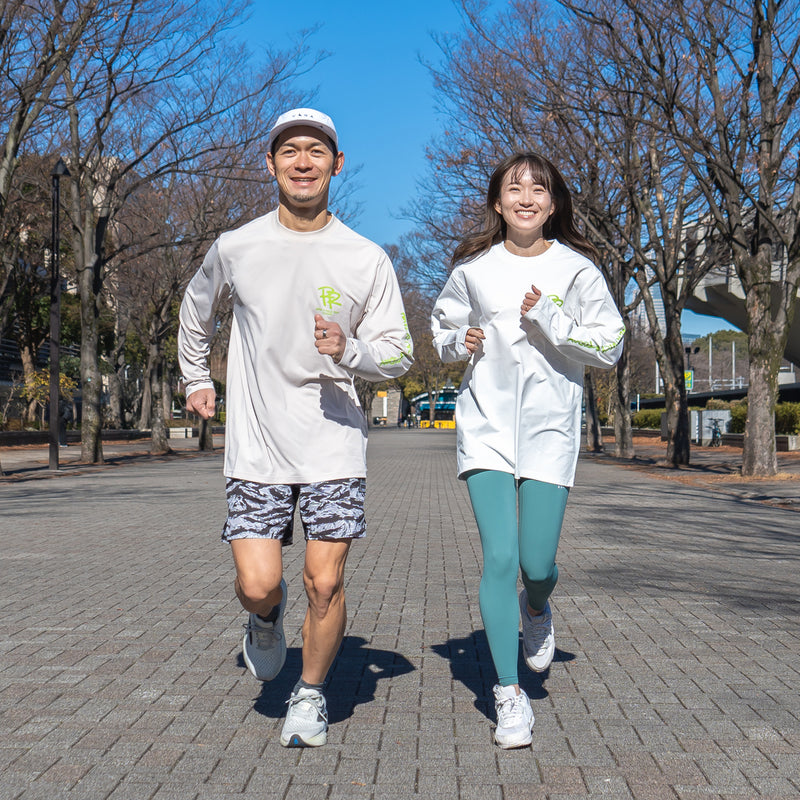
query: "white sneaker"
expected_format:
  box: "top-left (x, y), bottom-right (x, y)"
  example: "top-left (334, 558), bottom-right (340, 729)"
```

top-left (242, 579), bottom-right (287, 681)
top-left (280, 687), bottom-right (328, 747)
top-left (493, 684), bottom-right (534, 748)
top-left (519, 591), bottom-right (555, 672)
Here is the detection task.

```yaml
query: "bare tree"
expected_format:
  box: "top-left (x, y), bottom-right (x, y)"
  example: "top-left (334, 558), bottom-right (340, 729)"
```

top-left (49, 0), bottom-right (310, 463)
top-left (107, 150), bottom-right (278, 452)
top-left (584, 369), bottom-right (604, 452)
top-left (426, 2), bottom-right (732, 464)
top-left (567, 0), bottom-right (800, 476)
top-left (0, 155), bottom-right (52, 421)
top-left (0, 0), bottom-right (99, 332)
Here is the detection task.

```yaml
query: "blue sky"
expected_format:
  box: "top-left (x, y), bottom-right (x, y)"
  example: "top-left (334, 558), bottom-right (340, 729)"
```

top-left (241, 1), bottom-right (733, 336)
top-left (244, 0), bottom-right (464, 248)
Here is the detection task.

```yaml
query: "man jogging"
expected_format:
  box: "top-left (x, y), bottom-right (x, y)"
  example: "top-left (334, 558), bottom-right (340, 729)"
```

top-left (178, 108), bottom-right (413, 747)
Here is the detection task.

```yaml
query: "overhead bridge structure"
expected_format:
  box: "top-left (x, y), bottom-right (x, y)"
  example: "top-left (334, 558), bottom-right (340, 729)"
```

top-left (686, 265), bottom-right (800, 367)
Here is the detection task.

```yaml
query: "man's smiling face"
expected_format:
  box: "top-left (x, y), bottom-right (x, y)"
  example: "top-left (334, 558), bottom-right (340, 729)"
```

top-left (266, 126), bottom-right (344, 214)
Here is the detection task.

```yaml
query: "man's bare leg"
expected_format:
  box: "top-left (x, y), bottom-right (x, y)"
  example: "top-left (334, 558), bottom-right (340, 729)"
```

top-left (230, 538), bottom-right (284, 616)
top-left (300, 540), bottom-right (351, 685)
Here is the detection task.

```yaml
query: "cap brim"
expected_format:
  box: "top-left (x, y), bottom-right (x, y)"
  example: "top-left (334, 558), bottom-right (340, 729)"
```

top-left (268, 122), bottom-right (338, 150)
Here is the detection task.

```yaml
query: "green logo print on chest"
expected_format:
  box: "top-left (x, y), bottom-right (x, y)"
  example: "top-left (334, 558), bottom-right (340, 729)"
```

top-left (317, 286), bottom-right (342, 314)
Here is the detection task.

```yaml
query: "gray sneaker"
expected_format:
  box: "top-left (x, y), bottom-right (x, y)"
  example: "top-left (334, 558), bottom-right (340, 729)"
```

top-left (242, 579), bottom-right (287, 681)
top-left (280, 687), bottom-right (328, 747)
top-left (519, 590), bottom-right (555, 672)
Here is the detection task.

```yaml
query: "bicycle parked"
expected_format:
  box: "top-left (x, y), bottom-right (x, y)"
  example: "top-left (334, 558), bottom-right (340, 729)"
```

top-left (708, 418), bottom-right (723, 447)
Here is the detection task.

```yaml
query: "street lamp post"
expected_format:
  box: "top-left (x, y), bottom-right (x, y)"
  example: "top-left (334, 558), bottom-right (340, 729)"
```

top-left (49, 158), bottom-right (70, 471)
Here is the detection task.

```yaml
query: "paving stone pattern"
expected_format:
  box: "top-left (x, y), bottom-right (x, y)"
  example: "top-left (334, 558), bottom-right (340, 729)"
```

top-left (1, 429), bottom-right (798, 799)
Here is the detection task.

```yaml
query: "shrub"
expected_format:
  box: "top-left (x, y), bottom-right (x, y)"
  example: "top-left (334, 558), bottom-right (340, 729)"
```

top-left (632, 409), bottom-right (663, 429)
top-left (166, 418), bottom-right (193, 428)
top-left (628, 400), bottom-right (800, 435)
top-left (706, 398), bottom-right (731, 410)
top-left (775, 402), bottom-right (800, 435)
top-left (729, 400), bottom-right (747, 433)
top-left (727, 400), bottom-right (800, 435)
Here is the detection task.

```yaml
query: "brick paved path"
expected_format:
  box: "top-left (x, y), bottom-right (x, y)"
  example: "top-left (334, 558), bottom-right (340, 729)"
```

top-left (1, 429), bottom-right (798, 799)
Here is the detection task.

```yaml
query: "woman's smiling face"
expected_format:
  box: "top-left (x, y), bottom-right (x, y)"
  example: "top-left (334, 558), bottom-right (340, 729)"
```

top-left (493, 168), bottom-right (556, 241)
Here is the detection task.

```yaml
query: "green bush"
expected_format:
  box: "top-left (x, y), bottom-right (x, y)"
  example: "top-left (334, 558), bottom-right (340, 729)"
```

top-left (706, 398), bottom-right (731, 410)
top-left (628, 400), bottom-right (799, 435)
top-left (166, 418), bottom-right (194, 428)
top-left (775, 402), bottom-right (800, 435)
top-left (727, 400), bottom-right (800, 435)
top-left (632, 409), bottom-right (663, 429)
top-left (729, 400), bottom-right (747, 433)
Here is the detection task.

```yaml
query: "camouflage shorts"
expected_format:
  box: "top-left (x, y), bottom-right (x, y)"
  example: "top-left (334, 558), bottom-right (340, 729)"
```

top-left (221, 477), bottom-right (367, 544)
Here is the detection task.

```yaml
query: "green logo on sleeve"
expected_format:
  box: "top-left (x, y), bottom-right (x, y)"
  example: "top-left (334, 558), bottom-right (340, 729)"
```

top-left (568, 326), bottom-right (626, 352)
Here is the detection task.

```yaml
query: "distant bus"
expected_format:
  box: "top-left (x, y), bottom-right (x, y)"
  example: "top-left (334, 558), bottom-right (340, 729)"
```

top-left (412, 387), bottom-right (457, 429)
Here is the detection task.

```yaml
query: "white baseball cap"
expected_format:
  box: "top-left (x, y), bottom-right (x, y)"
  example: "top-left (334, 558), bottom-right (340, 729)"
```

top-left (267, 108), bottom-right (338, 151)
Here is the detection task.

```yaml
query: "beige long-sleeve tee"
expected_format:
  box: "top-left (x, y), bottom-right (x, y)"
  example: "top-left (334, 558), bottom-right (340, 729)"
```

top-left (178, 210), bottom-right (413, 484)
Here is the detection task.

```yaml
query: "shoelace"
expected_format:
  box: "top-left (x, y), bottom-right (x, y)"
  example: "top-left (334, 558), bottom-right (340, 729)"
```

top-left (244, 620), bottom-right (282, 648)
top-left (525, 611), bottom-right (551, 648)
top-left (286, 692), bottom-right (328, 722)
top-left (497, 693), bottom-right (527, 725)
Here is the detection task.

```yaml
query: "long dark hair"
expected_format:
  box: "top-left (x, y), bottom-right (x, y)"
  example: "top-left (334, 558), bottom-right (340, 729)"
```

top-left (451, 152), bottom-right (598, 267)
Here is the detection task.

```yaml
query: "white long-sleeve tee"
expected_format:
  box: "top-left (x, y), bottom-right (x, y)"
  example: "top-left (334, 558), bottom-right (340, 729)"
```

top-left (179, 210), bottom-right (413, 484)
top-left (431, 241), bottom-right (624, 487)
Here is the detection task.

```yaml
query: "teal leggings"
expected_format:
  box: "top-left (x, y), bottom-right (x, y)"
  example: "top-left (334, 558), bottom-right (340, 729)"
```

top-left (466, 470), bottom-right (569, 687)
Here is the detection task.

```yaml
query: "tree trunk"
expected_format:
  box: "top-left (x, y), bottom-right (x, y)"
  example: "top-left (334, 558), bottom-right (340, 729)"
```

top-left (659, 311), bottom-right (690, 466)
top-left (105, 333), bottom-right (130, 429)
top-left (139, 366), bottom-right (152, 430)
top-left (107, 308), bottom-right (129, 429)
top-left (105, 365), bottom-right (123, 429)
top-left (149, 354), bottom-right (169, 455)
top-left (662, 378), bottom-right (690, 466)
top-left (737, 260), bottom-right (797, 477)
top-left (199, 417), bottom-right (214, 451)
top-left (427, 387), bottom-right (437, 428)
top-left (741, 281), bottom-right (784, 476)
top-left (584, 369), bottom-right (603, 452)
top-left (613, 328), bottom-right (635, 458)
top-left (162, 368), bottom-right (173, 423)
top-left (743, 353), bottom-right (778, 476)
top-left (19, 345), bottom-right (37, 424)
top-left (633, 267), bottom-right (690, 466)
top-left (125, 373), bottom-right (140, 427)
top-left (78, 249), bottom-right (104, 464)
top-left (353, 376), bottom-right (377, 427)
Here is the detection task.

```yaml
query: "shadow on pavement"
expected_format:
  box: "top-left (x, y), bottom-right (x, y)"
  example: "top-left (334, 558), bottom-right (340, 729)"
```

top-left (238, 647), bottom-right (302, 720)
top-left (244, 635), bottom-right (415, 724)
top-left (431, 630), bottom-right (576, 720)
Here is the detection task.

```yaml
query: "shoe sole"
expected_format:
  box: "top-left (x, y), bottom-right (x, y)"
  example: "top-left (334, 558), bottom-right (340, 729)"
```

top-left (523, 640), bottom-right (555, 673)
top-left (494, 705), bottom-right (535, 749)
top-left (280, 730), bottom-right (327, 748)
top-left (494, 728), bottom-right (534, 749)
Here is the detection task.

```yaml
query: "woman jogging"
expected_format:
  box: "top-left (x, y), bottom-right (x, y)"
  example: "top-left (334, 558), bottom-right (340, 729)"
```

top-left (431, 152), bottom-right (624, 749)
